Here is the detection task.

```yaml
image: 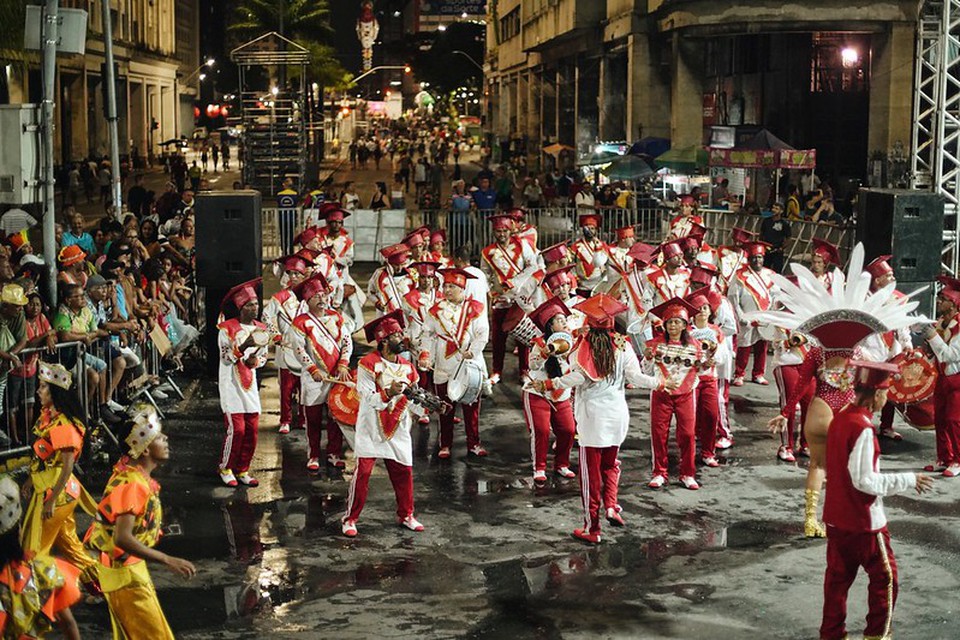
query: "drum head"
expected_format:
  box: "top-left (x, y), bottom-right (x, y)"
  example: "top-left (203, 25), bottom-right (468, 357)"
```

top-left (889, 349), bottom-right (938, 404)
top-left (329, 382), bottom-right (360, 426)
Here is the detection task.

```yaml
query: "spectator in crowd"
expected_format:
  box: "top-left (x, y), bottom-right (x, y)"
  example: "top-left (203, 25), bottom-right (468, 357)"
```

top-left (57, 246), bottom-right (88, 289)
top-left (786, 184), bottom-right (803, 221)
top-left (127, 174), bottom-right (147, 219)
top-left (0, 284), bottom-right (27, 428)
top-left (84, 275), bottom-right (135, 413)
top-left (760, 201), bottom-right (791, 273)
top-left (575, 182), bottom-right (596, 209)
top-left (61, 212), bottom-right (95, 255)
top-left (6, 290), bottom-right (53, 442)
top-left (370, 182), bottom-right (388, 211)
top-left (0, 207), bottom-right (38, 237)
top-left (523, 176), bottom-right (543, 209)
top-left (472, 177), bottom-right (497, 212)
top-left (98, 162), bottom-right (112, 203)
top-left (811, 197), bottom-right (847, 226)
top-left (53, 283), bottom-right (111, 411)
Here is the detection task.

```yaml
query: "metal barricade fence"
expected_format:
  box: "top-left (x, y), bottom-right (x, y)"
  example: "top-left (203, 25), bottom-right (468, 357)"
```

top-left (0, 341), bottom-right (86, 462)
top-left (262, 207), bottom-right (307, 261)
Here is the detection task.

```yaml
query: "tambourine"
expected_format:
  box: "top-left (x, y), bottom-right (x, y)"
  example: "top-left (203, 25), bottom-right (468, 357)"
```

top-left (251, 330), bottom-right (270, 347)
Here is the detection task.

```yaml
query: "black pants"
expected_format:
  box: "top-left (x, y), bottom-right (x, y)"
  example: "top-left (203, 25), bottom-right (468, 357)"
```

top-left (764, 250), bottom-right (784, 273)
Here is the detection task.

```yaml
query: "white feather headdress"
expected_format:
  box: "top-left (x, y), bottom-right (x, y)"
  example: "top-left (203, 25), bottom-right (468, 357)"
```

top-left (744, 243), bottom-right (929, 351)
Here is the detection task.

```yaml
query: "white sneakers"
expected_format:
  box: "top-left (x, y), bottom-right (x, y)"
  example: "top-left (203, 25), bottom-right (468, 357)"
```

top-left (306, 458), bottom-right (320, 472)
top-left (342, 520), bottom-right (358, 537)
top-left (716, 437), bottom-right (733, 450)
top-left (680, 475), bottom-right (700, 490)
top-left (278, 423), bottom-right (291, 434)
top-left (236, 471), bottom-right (259, 487)
top-left (555, 466), bottom-right (576, 479)
top-left (219, 468), bottom-right (238, 487)
top-left (399, 515), bottom-right (425, 531)
top-left (533, 469), bottom-right (547, 483)
top-left (777, 446), bottom-right (796, 462)
top-left (648, 475), bottom-right (666, 489)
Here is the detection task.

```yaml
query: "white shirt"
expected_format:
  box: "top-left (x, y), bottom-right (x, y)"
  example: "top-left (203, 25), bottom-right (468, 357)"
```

top-left (846, 429), bottom-right (916, 531)
top-left (354, 356), bottom-right (422, 466)
top-left (463, 265), bottom-right (489, 314)
top-left (218, 323), bottom-right (268, 414)
top-left (0, 209), bottom-right (37, 235)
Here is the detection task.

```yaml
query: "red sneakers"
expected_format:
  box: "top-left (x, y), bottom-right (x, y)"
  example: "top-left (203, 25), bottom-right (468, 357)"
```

top-left (572, 528), bottom-right (601, 544)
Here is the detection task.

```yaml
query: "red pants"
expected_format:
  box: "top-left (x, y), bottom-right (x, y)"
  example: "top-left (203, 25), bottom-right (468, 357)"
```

top-left (343, 457), bottom-right (414, 523)
top-left (774, 364), bottom-right (814, 450)
top-left (278, 368), bottom-right (300, 426)
top-left (221, 412), bottom-right (259, 473)
top-left (735, 340), bottom-right (768, 379)
top-left (522, 392), bottom-right (575, 472)
top-left (303, 404), bottom-right (343, 459)
top-left (579, 445), bottom-right (620, 536)
top-left (650, 389), bottom-right (696, 478)
top-left (695, 377), bottom-right (719, 459)
top-left (491, 306), bottom-right (530, 376)
top-left (436, 382), bottom-right (481, 450)
top-left (820, 527), bottom-right (899, 640)
top-left (934, 378), bottom-right (960, 464)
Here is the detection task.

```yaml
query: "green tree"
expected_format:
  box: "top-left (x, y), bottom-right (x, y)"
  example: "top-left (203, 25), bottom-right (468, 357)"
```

top-left (229, 0), bottom-right (333, 44)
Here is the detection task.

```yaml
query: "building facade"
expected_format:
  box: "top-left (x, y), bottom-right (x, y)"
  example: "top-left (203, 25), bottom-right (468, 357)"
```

top-left (485, 0), bottom-right (917, 191)
top-left (3, 0), bottom-right (198, 164)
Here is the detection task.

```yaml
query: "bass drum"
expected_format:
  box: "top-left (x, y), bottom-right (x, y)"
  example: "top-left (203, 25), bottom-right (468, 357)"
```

top-left (901, 399), bottom-right (935, 431)
top-left (328, 381), bottom-right (360, 426)
top-left (447, 359), bottom-right (484, 405)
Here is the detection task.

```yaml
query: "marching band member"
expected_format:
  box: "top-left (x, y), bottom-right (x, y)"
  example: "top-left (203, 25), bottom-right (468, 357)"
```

top-left (403, 261), bottom-right (443, 424)
top-left (0, 475), bottom-right (81, 638)
top-left (644, 239), bottom-right (690, 307)
top-left (523, 297), bottom-right (578, 484)
top-left (420, 268), bottom-right (490, 459)
top-left (368, 243), bottom-right (414, 313)
top-left (668, 194), bottom-right (703, 239)
top-left (428, 229), bottom-right (453, 267)
top-left (571, 213), bottom-right (608, 293)
top-left (481, 214), bottom-right (537, 383)
top-left (85, 410), bottom-right (196, 639)
top-left (717, 227), bottom-right (757, 292)
top-left (613, 243), bottom-right (657, 348)
top-left (534, 294), bottom-right (664, 543)
top-left (606, 226), bottom-right (636, 274)
top-left (810, 238), bottom-right (841, 292)
top-left (22, 362), bottom-right (99, 592)
top-left (316, 206), bottom-right (355, 275)
top-left (453, 244), bottom-right (489, 313)
top-left (687, 290), bottom-right (730, 468)
top-left (924, 287), bottom-right (960, 477)
top-left (217, 278), bottom-right (269, 488)
top-left (645, 297), bottom-right (705, 490)
top-left (541, 242), bottom-right (571, 273)
top-left (542, 266), bottom-right (585, 333)
top-left (342, 311), bottom-right (427, 538)
top-left (296, 226), bottom-right (342, 293)
top-left (819, 361), bottom-right (932, 640)
top-left (729, 241), bottom-right (778, 387)
top-left (292, 273), bottom-right (354, 472)
top-left (508, 208), bottom-right (539, 252)
top-left (262, 255), bottom-right (308, 434)
top-left (403, 230), bottom-right (428, 263)
top-left (771, 328), bottom-right (814, 462)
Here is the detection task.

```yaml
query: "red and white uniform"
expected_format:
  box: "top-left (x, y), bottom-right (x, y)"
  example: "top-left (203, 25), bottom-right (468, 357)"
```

top-left (644, 265), bottom-right (690, 308)
top-left (546, 335), bottom-right (659, 535)
top-left (317, 227), bottom-right (355, 272)
top-left (420, 297), bottom-right (489, 451)
top-left (688, 323), bottom-right (729, 461)
top-left (729, 265), bottom-right (777, 378)
top-left (515, 223), bottom-right (538, 253)
top-left (772, 333), bottom-right (815, 453)
top-left (292, 309), bottom-right (354, 461)
top-left (367, 266), bottom-right (414, 313)
top-left (926, 312), bottom-right (960, 469)
top-left (570, 238), bottom-right (608, 292)
top-left (820, 404), bottom-right (917, 640)
top-left (523, 337), bottom-right (576, 475)
top-left (481, 238), bottom-right (536, 376)
top-left (646, 335), bottom-right (703, 479)
top-left (218, 319), bottom-right (269, 474)
top-left (606, 245), bottom-right (632, 275)
top-left (669, 214), bottom-right (703, 239)
top-left (717, 247), bottom-right (747, 292)
top-left (343, 352), bottom-right (422, 524)
top-left (428, 251), bottom-right (454, 268)
top-left (262, 288), bottom-right (303, 428)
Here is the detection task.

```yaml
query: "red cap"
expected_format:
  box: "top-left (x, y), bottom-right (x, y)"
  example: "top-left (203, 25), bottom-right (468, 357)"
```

top-left (325, 208), bottom-right (349, 222)
top-left (276, 254), bottom-right (308, 274)
top-left (295, 247), bottom-right (320, 263)
top-left (295, 226), bottom-right (320, 247)
top-left (404, 231), bottom-right (425, 248)
top-left (222, 277), bottom-right (262, 313)
top-left (627, 242), bottom-right (657, 266)
top-left (688, 221), bottom-right (707, 239)
top-left (410, 261), bottom-right (441, 278)
top-left (649, 296), bottom-right (699, 323)
top-left (489, 214), bottom-right (514, 231)
top-left (731, 227), bottom-right (757, 245)
top-left (579, 213), bottom-right (601, 228)
top-left (573, 293), bottom-right (628, 330)
top-left (439, 268), bottom-right (476, 288)
top-left (430, 229), bottom-right (447, 245)
top-left (865, 255), bottom-right (893, 279)
top-left (506, 207), bottom-right (526, 221)
top-left (381, 243), bottom-right (411, 266)
top-left (363, 309), bottom-right (406, 343)
top-left (690, 261), bottom-right (719, 285)
top-left (937, 274), bottom-right (960, 291)
top-left (849, 359), bottom-right (899, 390)
top-left (293, 273), bottom-right (330, 301)
top-left (940, 288), bottom-right (960, 307)
top-left (686, 288), bottom-right (711, 312)
top-left (812, 238), bottom-right (840, 266)
top-left (679, 195), bottom-right (696, 205)
top-left (414, 225), bottom-right (431, 241)
top-left (541, 242), bottom-right (569, 264)
top-left (659, 240), bottom-right (684, 260)
top-left (319, 202), bottom-right (343, 217)
top-left (543, 265), bottom-right (576, 290)
top-left (706, 289), bottom-right (724, 313)
top-left (529, 296), bottom-right (571, 332)
top-left (679, 235), bottom-right (702, 252)
top-left (58, 245), bottom-right (86, 266)
top-left (615, 226), bottom-right (635, 241)
top-left (744, 241), bottom-right (771, 257)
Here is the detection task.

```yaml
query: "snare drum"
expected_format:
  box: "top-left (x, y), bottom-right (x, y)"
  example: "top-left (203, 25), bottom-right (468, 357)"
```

top-left (328, 381), bottom-right (360, 426)
top-left (503, 305), bottom-right (540, 346)
top-left (448, 359), bottom-right (484, 405)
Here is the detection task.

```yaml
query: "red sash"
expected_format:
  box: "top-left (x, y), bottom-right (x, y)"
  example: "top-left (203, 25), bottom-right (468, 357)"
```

top-left (482, 240), bottom-right (524, 286)
top-left (573, 239), bottom-right (602, 279)
top-left (292, 312), bottom-right (343, 374)
top-left (359, 352), bottom-right (418, 439)
top-left (218, 318), bottom-right (267, 390)
top-left (736, 267), bottom-right (772, 311)
top-left (430, 299), bottom-right (483, 358)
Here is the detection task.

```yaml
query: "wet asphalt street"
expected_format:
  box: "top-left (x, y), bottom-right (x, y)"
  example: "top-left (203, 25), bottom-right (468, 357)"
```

top-left (70, 340), bottom-right (960, 639)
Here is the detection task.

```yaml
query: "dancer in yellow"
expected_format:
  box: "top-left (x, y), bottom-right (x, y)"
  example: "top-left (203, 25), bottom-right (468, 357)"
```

top-left (85, 407), bottom-right (196, 639)
top-left (0, 474), bottom-right (81, 638)
top-left (21, 361), bottom-right (99, 590)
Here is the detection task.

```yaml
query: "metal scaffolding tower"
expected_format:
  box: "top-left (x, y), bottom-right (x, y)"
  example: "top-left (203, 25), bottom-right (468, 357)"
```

top-left (912, 0), bottom-right (960, 275)
top-left (231, 33), bottom-right (310, 196)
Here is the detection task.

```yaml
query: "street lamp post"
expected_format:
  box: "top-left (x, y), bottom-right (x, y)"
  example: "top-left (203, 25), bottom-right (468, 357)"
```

top-left (451, 51), bottom-right (484, 72)
top-left (176, 58), bottom-right (214, 138)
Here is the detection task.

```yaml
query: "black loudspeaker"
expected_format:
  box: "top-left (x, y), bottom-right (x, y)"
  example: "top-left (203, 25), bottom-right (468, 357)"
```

top-left (195, 191), bottom-right (263, 288)
top-left (857, 188), bottom-right (944, 283)
top-left (896, 280), bottom-right (937, 320)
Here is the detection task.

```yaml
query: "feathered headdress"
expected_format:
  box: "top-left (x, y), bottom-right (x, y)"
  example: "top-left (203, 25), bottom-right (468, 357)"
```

top-left (744, 243), bottom-right (929, 352)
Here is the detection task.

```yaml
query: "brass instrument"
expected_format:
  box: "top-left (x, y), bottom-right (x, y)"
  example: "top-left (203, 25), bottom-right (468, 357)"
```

top-left (788, 332), bottom-right (808, 347)
top-left (403, 385), bottom-right (452, 414)
top-left (546, 331), bottom-right (574, 356)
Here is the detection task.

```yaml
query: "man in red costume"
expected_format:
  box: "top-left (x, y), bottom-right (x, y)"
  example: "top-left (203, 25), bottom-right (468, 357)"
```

top-left (729, 241), bottom-right (777, 386)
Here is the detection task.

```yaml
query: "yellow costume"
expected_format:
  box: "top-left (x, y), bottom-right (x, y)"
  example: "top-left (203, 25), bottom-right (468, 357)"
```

top-left (0, 554), bottom-right (81, 638)
top-left (22, 408), bottom-right (98, 585)
top-left (85, 457), bottom-right (174, 640)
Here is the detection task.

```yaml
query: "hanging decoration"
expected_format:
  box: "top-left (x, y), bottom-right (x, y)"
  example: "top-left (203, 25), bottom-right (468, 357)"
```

top-left (357, 1), bottom-right (380, 72)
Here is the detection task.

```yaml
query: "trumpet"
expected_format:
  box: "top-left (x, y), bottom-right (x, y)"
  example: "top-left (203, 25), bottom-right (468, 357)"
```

top-left (546, 331), bottom-right (574, 356)
top-left (403, 385), bottom-right (452, 414)
top-left (788, 333), bottom-right (808, 347)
